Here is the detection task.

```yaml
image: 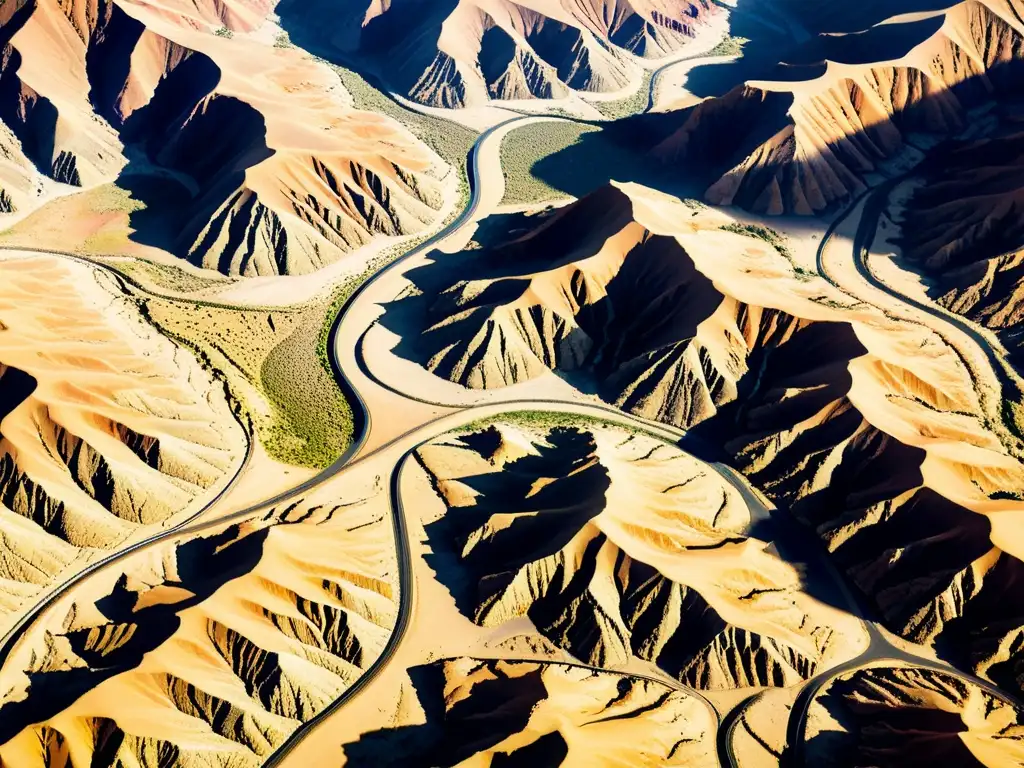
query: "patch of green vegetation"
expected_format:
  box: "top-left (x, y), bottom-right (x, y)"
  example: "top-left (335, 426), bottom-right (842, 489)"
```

top-left (103, 258), bottom-right (231, 294)
top-left (274, 30), bottom-right (293, 48)
top-left (720, 222), bottom-right (792, 258)
top-left (594, 71), bottom-right (652, 120)
top-left (500, 122), bottom-right (602, 206)
top-left (707, 35), bottom-right (749, 58)
top-left (143, 295), bottom-right (354, 469)
top-left (90, 184), bottom-right (145, 215)
top-left (720, 221), bottom-right (818, 280)
top-left (458, 409), bottom-right (645, 436)
top-left (214, 26), bottom-right (233, 38)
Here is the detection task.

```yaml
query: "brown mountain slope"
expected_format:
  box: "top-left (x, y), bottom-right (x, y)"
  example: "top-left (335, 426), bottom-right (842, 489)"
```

top-left (0, 0), bottom-right (451, 276)
top-left (386, 181), bottom-right (1024, 696)
top-left (0, 253), bottom-right (244, 632)
top-left (414, 420), bottom-right (859, 690)
top-left (646, 0), bottom-right (1024, 215)
top-left (0, 481), bottom-right (397, 767)
top-left (280, 0), bottom-right (717, 108)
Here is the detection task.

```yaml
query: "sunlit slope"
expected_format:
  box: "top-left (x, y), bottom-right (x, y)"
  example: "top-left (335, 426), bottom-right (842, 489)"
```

top-left (283, 0), bottom-right (717, 108)
top-left (415, 420), bottom-right (860, 690)
top-left (0, 477), bottom-right (397, 767)
top-left (0, 0), bottom-right (452, 275)
top-left (388, 180), bottom-right (1024, 696)
top-left (0, 253), bottom-right (243, 631)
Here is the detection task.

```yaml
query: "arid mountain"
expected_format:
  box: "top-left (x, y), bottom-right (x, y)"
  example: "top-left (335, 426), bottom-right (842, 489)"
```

top-left (386, 181), bottom-right (1024, 698)
top-left (896, 132), bottom-right (1024, 365)
top-left (0, 0), bottom-right (452, 276)
top-left (342, 658), bottom-right (718, 766)
top-left (0, 481), bottom-right (397, 766)
top-left (414, 420), bottom-right (858, 690)
top-left (647, 0), bottom-right (1024, 215)
top-left (805, 666), bottom-right (1024, 766)
top-left (281, 0), bottom-right (717, 108)
top-left (0, 253), bottom-right (243, 631)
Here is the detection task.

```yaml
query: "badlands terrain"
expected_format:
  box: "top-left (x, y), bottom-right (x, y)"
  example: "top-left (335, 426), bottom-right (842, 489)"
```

top-left (1, 0), bottom-right (1024, 766)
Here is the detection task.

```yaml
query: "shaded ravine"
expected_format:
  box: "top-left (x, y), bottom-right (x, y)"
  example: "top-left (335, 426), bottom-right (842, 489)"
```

top-left (816, 176), bottom-right (1024, 456)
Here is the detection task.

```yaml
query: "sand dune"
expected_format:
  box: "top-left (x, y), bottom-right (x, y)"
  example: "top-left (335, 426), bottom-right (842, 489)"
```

top-left (646, 0), bottom-right (1024, 215)
top-left (0, 252), bottom-right (243, 630)
top-left (0, 474), bottom-right (397, 767)
top-left (341, 658), bottom-right (718, 766)
top-left (0, 0), bottom-right (453, 276)
top-left (414, 419), bottom-right (859, 690)
top-left (283, 0), bottom-right (718, 108)
top-left (805, 665), bottom-right (1024, 766)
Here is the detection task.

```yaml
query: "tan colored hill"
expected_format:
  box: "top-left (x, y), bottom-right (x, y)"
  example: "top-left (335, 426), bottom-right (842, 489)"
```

top-left (649, 0), bottom-right (1024, 215)
top-left (282, 0), bottom-right (717, 108)
top-left (0, 0), bottom-right (452, 276)
top-left (387, 180), bottom-right (1024, 696)
top-left (341, 658), bottom-right (718, 766)
top-left (895, 132), bottom-right (1024, 364)
top-left (0, 477), bottom-right (397, 767)
top-left (805, 665), bottom-right (1024, 766)
top-left (414, 420), bottom-right (860, 690)
top-left (0, 252), bottom-right (243, 632)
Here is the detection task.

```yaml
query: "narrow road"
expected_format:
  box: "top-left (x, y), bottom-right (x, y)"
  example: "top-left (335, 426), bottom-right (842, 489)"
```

top-left (816, 178), bottom-right (1023, 455)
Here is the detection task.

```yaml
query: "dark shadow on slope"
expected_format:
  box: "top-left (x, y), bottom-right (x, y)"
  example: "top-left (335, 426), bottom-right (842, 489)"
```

top-left (685, 0), bottom-right (956, 99)
top-left (892, 129), bottom-right (1024, 369)
top-left (276, 0), bottom-right (462, 102)
top-left (112, 53), bottom-right (277, 274)
top-left (421, 426), bottom-right (610, 620)
top-left (0, 364), bottom-right (36, 428)
top-left (84, 3), bottom-right (146, 126)
top-left (342, 661), bottom-right (546, 767)
top-left (0, 524), bottom-right (269, 744)
top-left (802, 666), bottom-right (991, 768)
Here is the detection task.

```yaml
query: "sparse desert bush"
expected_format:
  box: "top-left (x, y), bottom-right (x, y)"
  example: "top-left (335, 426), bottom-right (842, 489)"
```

top-left (500, 122), bottom-right (601, 206)
top-left (721, 222), bottom-right (793, 258)
top-left (594, 71), bottom-right (652, 120)
top-left (144, 295), bottom-right (354, 469)
top-left (708, 35), bottom-right (749, 57)
top-left (213, 25), bottom-right (233, 38)
top-left (459, 409), bottom-right (644, 436)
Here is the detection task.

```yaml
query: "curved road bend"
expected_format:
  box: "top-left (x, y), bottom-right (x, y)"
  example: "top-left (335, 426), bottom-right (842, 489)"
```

top-left (264, 435), bottom-right (725, 768)
top-left (816, 179), bottom-right (1023, 453)
top-left (0, 252), bottom-right (257, 676)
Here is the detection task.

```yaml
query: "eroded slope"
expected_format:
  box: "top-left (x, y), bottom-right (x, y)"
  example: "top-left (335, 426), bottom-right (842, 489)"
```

top-left (0, 0), bottom-right (452, 276)
top-left (0, 477), bottom-right (397, 767)
top-left (805, 665), bottom-right (1024, 767)
top-left (281, 0), bottom-right (717, 108)
top-left (414, 419), bottom-right (859, 690)
top-left (0, 253), bottom-right (243, 629)
top-left (896, 132), bottom-right (1024, 366)
top-left (647, 0), bottom-right (1024, 215)
top-left (341, 658), bottom-right (718, 766)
